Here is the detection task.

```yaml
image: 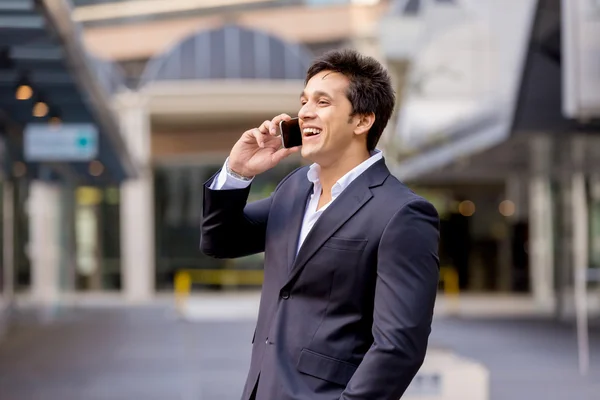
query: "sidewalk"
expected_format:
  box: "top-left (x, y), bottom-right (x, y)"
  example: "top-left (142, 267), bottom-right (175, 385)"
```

top-left (0, 301), bottom-right (598, 400)
top-left (177, 292), bottom-right (558, 321)
top-left (7, 291), bottom-right (595, 319)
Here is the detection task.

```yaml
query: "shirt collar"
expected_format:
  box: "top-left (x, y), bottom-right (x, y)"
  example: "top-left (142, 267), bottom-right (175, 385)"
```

top-left (306, 149), bottom-right (383, 194)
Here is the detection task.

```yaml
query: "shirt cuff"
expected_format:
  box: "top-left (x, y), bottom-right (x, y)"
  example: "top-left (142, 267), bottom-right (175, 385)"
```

top-left (209, 158), bottom-right (253, 190)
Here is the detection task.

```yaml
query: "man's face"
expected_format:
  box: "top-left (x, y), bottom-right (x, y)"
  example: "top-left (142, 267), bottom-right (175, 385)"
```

top-left (298, 70), bottom-right (358, 166)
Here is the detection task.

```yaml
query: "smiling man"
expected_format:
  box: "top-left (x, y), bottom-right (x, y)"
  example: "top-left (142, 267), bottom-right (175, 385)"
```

top-left (200, 49), bottom-right (440, 400)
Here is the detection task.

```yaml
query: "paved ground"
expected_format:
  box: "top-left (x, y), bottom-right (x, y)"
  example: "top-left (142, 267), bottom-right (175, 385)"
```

top-left (429, 317), bottom-right (600, 400)
top-left (0, 305), bottom-right (598, 400)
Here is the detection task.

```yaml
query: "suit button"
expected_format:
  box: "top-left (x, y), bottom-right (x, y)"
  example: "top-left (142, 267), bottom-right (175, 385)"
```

top-left (281, 291), bottom-right (290, 299)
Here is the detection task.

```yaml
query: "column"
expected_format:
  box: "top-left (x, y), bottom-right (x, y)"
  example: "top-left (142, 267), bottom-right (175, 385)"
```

top-left (2, 181), bottom-right (15, 310)
top-left (555, 169), bottom-right (571, 319)
top-left (528, 135), bottom-right (555, 310)
top-left (74, 187), bottom-right (102, 291)
top-left (60, 185), bottom-right (77, 292)
top-left (571, 136), bottom-right (590, 375)
top-left (117, 92), bottom-right (154, 302)
top-left (589, 172), bottom-right (600, 299)
top-left (498, 175), bottom-right (523, 292)
top-left (29, 181), bottom-right (62, 308)
top-left (589, 174), bottom-right (600, 270)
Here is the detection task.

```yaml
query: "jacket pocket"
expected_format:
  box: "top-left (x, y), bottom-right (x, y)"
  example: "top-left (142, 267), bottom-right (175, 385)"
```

top-left (322, 237), bottom-right (368, 252)
top-left (297, 348), bottom-right (358, 387)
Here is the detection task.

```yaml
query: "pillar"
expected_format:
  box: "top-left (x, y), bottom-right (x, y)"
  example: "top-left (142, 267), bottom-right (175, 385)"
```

top-left (571, 136), bottom-right (590, 375)
top-left (589, 174), bottom-right (600, 269)
top-left (2, 181), bottom-right (14, 307)
top-left (118, 92), bottom-right (154, 302)
top-left (498, 175), bottom-right (525, 292)
top-left (528, 135), bottom-right (555, 310)
top-left (555, 138), bottom-right (573, 319)
top-left (589, 170), bottom-right (600, 299)
top-left (74, 187), bottom-right (102, 291)
top-left (29, 181), bottom-right (62, 307)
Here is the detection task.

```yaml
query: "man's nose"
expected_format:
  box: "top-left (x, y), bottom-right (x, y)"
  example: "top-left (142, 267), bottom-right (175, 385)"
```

top-left (299, 104), bottom-right (316, 120)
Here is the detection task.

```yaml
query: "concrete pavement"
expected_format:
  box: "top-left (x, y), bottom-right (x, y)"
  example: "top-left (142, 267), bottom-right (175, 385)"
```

top-left (0, 303), bottom-right (598, 400)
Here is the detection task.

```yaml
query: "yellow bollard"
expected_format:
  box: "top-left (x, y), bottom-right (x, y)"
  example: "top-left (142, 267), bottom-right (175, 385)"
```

top-left (439, 266), bottom-right (460, 315)
top-left (173, 268), bottom-right (265, 315)
top-left (174, 271), bottom-right (191, 315)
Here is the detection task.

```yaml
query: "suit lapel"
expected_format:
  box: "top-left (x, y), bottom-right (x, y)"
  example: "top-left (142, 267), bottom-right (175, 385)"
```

top-left (284, 159), bottom-right (390, 287)
top-left (285, 175), bottom-right (313, 270)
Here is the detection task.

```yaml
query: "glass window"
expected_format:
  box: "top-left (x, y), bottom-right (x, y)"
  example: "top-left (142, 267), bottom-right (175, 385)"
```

top-left (154, 161), bottom-right (301, 291)
top-left (73, 186), bottom-right (122, 292)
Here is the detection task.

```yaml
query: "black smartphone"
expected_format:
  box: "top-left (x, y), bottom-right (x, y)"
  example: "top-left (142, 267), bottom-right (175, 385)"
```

top-left (279, 117), bottom-right (302, 148)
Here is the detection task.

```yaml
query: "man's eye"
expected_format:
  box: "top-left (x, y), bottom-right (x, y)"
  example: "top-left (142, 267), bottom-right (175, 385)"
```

top-left (318, 100), bottom-right (329, 105)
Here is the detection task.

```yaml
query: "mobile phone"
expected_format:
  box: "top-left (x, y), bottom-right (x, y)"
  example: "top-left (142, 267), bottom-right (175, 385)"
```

top-left (280, 117), bottom-right (302, 148)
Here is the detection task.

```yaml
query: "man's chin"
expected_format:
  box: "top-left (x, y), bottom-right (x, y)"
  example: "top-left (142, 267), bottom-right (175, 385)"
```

top-left (300, 147), bottom-right (316, 161)
top-left (301, 148), bottom-right (324, 163)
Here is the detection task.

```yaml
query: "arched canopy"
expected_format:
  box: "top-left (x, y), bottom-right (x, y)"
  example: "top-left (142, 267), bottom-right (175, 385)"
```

top-left (140, 24), bottom-right (314, 87)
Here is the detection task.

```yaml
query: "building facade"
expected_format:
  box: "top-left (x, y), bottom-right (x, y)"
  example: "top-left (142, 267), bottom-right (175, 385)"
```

top-left (379, 0), bottom-right (600, 315)
top-left (3, 0), bottom-right (396, 305)
top-left (2, 0), bottom-right (599, 318)
top-left (0, 0), bottom-right (138, 312)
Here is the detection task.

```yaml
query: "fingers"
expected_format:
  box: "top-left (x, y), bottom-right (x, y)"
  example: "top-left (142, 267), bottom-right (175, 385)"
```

top-left (258, 120), bottom-right (271, 135)
top-left (246, 114), bottom-right (293, 147)
top-left (249, 128), bottom-right (266, 148)
top-left (269, 113), bottom-right (292, 136)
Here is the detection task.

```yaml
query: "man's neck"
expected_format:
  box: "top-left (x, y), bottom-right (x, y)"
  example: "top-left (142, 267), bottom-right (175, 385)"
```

top-left (318, 149), bottom-right (371, 196)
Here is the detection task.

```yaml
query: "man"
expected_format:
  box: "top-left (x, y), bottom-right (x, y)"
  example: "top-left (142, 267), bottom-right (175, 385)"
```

top-left (200, 49), bottom-right (440, 400)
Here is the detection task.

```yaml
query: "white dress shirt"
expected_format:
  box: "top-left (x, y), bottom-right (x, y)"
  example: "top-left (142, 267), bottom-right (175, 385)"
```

top-left (210, 150), bottom-right (383, 254)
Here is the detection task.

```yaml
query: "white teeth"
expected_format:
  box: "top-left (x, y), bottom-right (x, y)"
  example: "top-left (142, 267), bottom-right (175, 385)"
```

top-left (303, 128), bottom-right (321, 136)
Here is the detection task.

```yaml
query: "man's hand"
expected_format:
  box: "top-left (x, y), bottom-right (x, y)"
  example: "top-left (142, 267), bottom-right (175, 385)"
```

top-left (228, 114), bottom-right (301, 178)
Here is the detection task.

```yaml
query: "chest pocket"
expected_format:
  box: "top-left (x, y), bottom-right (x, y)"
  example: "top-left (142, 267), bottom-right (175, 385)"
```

top-left (322, 237), bottom-right (368, 252)
top-left (307, 237), bottom-right (368, 275)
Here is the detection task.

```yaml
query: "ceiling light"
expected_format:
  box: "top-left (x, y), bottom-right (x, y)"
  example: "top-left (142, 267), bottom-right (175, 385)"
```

top-left (16, 85), bottom-right (33, 100)
top-left (33, 101), bottom-right (49, 117)
top-left (458, 200), bottom-right (475, 217)
top-left (15, 74), bottom-right (33, 100)
top-left (499, 200), bottom-right (515, 217)
top-left (89, 161), bottom-right (104, 177)
top-left (48, 109), bottom-right (62, 126)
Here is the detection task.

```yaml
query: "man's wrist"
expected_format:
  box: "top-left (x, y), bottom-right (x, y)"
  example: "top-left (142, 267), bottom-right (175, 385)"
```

top-left (226, 159), bottom-right (254, 181)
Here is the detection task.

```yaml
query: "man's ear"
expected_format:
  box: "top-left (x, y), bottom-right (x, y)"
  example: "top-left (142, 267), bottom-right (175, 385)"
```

top-left (353, 112), bottom-right (375, 137)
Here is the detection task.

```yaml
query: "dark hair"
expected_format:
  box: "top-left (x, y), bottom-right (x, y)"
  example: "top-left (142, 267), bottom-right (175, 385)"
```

top-left (305, 49), bottom-right (395, 151)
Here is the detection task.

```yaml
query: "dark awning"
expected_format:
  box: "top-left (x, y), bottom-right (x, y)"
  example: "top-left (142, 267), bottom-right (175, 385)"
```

top-left (0, 0), bottom-right (138, 183)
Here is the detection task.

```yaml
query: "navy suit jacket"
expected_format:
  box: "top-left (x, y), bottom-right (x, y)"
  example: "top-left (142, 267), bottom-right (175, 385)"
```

top-left (200, 158), bottom-right (440, 400)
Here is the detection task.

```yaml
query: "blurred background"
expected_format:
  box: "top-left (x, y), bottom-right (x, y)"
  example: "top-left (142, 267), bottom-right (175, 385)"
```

top-left (0, 0), bottom-right (599, 399)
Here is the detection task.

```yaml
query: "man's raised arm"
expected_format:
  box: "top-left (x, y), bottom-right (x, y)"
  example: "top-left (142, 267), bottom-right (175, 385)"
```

top-left (200, 115), bottom-right (300, 259)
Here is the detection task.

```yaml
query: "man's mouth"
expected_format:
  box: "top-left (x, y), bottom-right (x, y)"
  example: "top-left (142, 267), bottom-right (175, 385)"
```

top-left (303, 128), bottom-right (321, 137)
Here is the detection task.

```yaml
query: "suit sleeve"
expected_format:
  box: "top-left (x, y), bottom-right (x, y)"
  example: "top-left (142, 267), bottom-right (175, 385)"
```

top-left (340, 199), bottom-right (440, 400)
top-left (200, 170), bottom-right (271, 259)
top-left (200, 166), bottom-right (301, 259)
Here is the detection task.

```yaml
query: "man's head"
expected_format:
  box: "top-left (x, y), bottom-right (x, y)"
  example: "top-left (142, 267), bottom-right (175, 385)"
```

top-left (298, 49), bottom-right (395, 167)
